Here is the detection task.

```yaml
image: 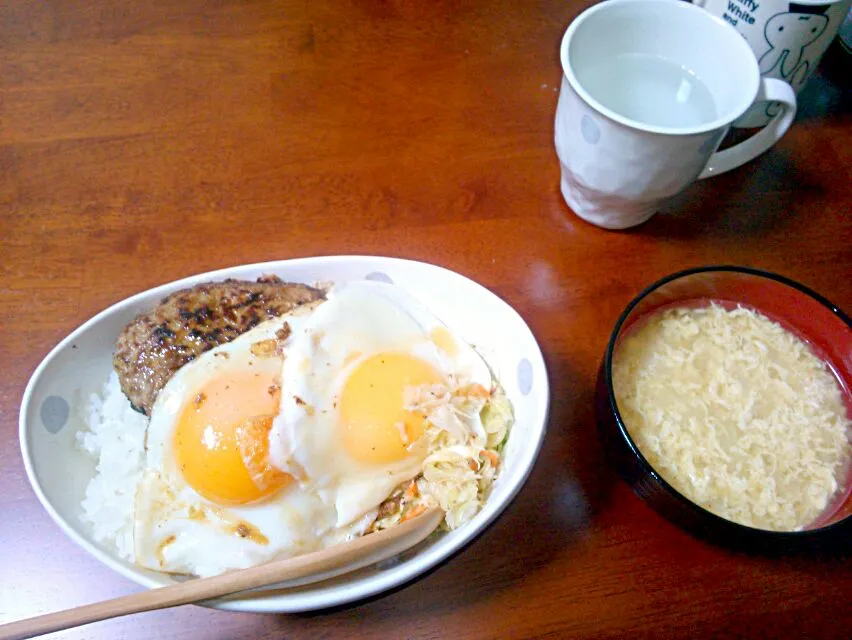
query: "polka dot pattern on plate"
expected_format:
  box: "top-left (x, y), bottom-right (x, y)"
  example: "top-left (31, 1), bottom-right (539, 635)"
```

top-left (375, 555), bottom-right (404, 571)
top-left (517, 358), bottom-right (533, 396)
top-left (41, 396), bottom-right (70, 434)
top-left (365, 272), bottom-right (394, 284)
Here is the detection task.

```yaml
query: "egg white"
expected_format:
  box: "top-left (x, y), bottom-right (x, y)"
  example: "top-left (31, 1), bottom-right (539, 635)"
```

top-left (269, 281), bottom-right (493, 527)
top-left (133, 280), bottom-right (494, 576)
top-left (135, 304), bottom-right (370, 577)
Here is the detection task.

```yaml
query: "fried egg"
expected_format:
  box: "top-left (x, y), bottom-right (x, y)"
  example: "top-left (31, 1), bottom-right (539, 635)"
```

top-left (134, 280), bottom-right (493, 576)
top-left (134, 301), bottom-right (371, 577)
top-left (269, 281), bottom-right (493, 527)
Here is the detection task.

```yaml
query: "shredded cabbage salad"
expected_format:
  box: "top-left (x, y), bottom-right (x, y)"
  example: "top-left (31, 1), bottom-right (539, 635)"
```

top-left (368, 379), bottom-right (514, 533)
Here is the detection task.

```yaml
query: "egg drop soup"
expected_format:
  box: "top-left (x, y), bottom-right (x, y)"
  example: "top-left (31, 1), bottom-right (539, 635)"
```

top-left (613, 303), bottom-right (851, 532)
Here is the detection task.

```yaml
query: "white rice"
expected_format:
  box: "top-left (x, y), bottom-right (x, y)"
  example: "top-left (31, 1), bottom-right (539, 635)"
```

top-left (76, 372), bottom-right (148, 561)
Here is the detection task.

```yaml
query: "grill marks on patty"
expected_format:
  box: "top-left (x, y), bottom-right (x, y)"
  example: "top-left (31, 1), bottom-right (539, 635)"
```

top-left (113, 276), bottom-right (325, 415)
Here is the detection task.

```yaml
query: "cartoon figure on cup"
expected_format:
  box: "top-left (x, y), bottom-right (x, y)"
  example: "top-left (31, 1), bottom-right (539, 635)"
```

top-left (758, 3), bottom-right (830, 87)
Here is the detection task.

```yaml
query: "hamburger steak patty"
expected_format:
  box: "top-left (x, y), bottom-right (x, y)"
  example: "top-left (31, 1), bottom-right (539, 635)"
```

top-left (114, 276), bottom-right (325, 415)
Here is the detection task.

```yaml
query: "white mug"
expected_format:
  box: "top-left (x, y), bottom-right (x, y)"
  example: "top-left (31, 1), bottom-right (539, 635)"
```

top-left (555, 0), bottom-right (797, 230)
top-left (694, 0), bottom-right (852, 127)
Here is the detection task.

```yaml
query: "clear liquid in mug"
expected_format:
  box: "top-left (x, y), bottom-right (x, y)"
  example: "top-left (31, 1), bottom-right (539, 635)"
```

top-left (581, 53), bottom-right (717, 129)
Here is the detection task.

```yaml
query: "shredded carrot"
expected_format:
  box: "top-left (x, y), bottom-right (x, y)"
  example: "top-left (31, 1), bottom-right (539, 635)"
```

top-left (404, 479), bottom-right (419, 500)
top-left (468, 458), bottom-right (479, 471)
top-left (401, 504), bottom-right (427, 523)
top-left (480, 449), bottom-right (499, 467)
top-left (460, 383), bottom-right (490, 398)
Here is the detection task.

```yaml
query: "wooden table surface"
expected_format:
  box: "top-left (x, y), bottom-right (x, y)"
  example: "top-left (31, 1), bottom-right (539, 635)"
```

top-left (1, 1), bottom-right (850, 638)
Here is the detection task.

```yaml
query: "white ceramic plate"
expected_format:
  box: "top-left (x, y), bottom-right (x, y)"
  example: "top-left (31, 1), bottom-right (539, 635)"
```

top-left (19, 256), bottom-right (549, 613)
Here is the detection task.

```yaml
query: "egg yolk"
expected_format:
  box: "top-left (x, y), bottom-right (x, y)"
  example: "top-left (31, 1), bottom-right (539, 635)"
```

top-left (174, 371), bottom-right (290, 505)
top-left (338, 353), bottom-right (444, 464)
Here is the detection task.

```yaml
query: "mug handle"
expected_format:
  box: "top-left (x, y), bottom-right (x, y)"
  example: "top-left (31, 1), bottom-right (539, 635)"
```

top-left (698, 78), bottom-right (797, 179)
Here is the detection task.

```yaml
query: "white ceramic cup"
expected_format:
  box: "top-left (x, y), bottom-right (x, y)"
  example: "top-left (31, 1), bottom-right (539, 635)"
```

top-left (693, 0), bottom-right (852, 127)
top-left (555, 0), bottom-right (797, 230)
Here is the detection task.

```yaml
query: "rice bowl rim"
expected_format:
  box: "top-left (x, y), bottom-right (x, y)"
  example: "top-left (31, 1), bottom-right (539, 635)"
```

top-left (19, 255), bottom-right (550, 613)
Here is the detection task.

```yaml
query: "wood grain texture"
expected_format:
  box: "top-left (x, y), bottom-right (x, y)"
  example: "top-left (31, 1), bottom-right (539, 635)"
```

top-left (0, 509), bottom-right (443, 640)
top-left (1, 1), bottom-right (849, 639)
